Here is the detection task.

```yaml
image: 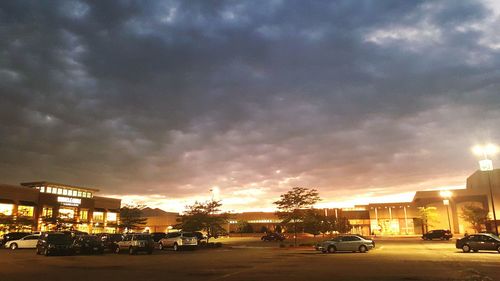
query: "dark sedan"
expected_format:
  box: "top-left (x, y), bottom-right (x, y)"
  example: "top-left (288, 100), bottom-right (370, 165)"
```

top-left (261, 233), bottom-right (286, 241)
top-left (456, 233), bottom-right (500, 253)
top-left (97, 233), bottom-right (123, 252)
top-left (422, 229), bottom-right (452, 240)
top-left (73, 235), bottom-right (104, 255)
top-left (36, 232), bottom-right (74, 256)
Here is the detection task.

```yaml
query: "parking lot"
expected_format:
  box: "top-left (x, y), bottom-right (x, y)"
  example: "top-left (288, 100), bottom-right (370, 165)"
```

top-left (0, 238), bottom-right (499, 281)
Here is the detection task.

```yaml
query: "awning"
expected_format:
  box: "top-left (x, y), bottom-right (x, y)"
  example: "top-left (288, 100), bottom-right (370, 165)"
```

top-left (0, 199), bottom-right (15, 204)
top-left (94, 208), bottom-right (106, 212)
top-left (108, 209), bottom-right (120, 213)
top-left (18, 201), bottom-right (37, 206)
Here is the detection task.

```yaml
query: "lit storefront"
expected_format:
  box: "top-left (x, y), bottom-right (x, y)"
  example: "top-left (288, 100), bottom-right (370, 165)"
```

top-left (0, 182), bottom-right (121, 236)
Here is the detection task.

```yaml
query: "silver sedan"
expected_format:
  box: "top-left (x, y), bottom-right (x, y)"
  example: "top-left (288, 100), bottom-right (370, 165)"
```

top-left (315, 235), bottom-right (375, 253)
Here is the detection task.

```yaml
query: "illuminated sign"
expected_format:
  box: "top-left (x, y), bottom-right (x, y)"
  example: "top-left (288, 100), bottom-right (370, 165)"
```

top-left (479, 159), bottom-right (493, 171)
top-left (57, 196), bottom-right (81, 206)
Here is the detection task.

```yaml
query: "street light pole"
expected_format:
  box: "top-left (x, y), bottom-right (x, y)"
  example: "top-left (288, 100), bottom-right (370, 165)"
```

top-left (440, 191), bottom-right (452, 232)
top-left (486, 171), bottom-right (498, 236)
top-left (472, 144), bottom-right (499, 236)
top-left (443, 200), bottom-right (452, 232)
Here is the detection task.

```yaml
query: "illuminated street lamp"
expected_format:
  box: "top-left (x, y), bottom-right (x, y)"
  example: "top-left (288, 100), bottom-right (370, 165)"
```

top-left (472, 144), bottom-right (499, 236)
top-left (439, 190), bottom-right (452, 232)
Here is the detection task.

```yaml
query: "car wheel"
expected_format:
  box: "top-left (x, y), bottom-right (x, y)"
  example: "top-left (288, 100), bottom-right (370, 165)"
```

top-left (173, 243), bottom-right (179, 252)
top-left (128, 247), bottom-right (135, 255)
top-left (10, 243), bottom-right (18, 250)
top-left (359, 245), bottom-right (368, 253)
top-left (327, 245), bottom-right (336, 253)
top-left (44, 248), bottom-right (50, 256)
top-left (462, 244), bottom-right (471, 253)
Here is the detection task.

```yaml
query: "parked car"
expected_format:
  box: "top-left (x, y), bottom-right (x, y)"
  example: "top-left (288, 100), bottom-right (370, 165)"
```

top-left (150, 232), bottom-right (167, 243)
top-left (36, 232), bottom-right (74, 256)
top-left (115, 233), bottom-right (154, 255)
top-left (193, 231), bottom-right (207, 242)
top-left (96, 233), bottom-right (123, 252)
top-left (456, 233), bottom-right (500, 253)
top-left (422, 229), bottom-right (453, 240)
top-left (261, 233), bottom-right (286, 241)
top-left (0, 232), bottom-right (31, 247)
top-left (4, 234), bottom-right (40, 250)
top-left (73, 235), bottom-right (104, 255)
top-left (315, 235), bottom-right (375, 253)
top-left (159, 232), bottom-right (198, 251)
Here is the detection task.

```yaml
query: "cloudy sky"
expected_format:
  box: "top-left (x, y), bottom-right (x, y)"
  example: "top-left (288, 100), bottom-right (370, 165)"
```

top-left (1, 0), bottom-right (500, 212)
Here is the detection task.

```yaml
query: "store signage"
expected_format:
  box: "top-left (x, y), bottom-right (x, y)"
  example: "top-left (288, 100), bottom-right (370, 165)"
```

top-left (57, 196), bottom-right (81, 206)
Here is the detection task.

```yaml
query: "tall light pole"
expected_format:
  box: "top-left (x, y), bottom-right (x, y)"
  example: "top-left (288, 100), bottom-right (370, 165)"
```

top-left (472, 144), bottom-right (499, 236)
top-left (440, 190), bottom-right (452, 232)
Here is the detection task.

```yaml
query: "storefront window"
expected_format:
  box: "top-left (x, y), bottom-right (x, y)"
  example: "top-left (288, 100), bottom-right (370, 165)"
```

top-left (80, 209), bottom-right (88, 221)
top-left (106, 212), bottom-right (117, 222)
top-left (42, 207), bottom-right (53, 218)
top-left (93, 211), bottom-right (104, 222)
top-left (57, 188), bottom-right (63, 195)
top-left (0, 203), bottom-right (13, 216)
top-left (59, 208), bottom-right (75, 219)
top-left (47, 186), bottom-right (52, 193)
top-left (17, 206), bottom-right (34, 217)
top-left (104, 227), bottom-right (116, 233)
top-left (40, 186), bottom-right (45, 192)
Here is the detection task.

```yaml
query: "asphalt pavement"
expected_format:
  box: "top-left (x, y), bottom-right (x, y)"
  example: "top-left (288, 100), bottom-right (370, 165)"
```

top-left (0, 238), bottom-right (498, 281)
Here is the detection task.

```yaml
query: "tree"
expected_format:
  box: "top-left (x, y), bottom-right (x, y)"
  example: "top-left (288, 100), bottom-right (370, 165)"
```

top-left (335, 217), bottom-right (352, 234)
top-left (274, 187), bottom-right (321, 246)
top-left (319, 215), bottom-right (337, 236)
top-left (260, 226), bottom-right (268, 233)
top-left (418, 207), bottom-right (438, 233)
top-left (303, 210), bottom-right (322, 236)
top-left (119, 204), bottom-right (148, 231)
top-left (461, 205), bottom-right (489, 233)
top-left (236, 220), bottom-right (254, 233)
top-left (177, 200), bottom-right (229, 243)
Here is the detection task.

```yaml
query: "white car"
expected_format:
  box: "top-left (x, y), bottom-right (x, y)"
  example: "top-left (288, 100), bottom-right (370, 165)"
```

top-left (5, 234), bottom-right (40, 250)
top-left (159, 232), bottom-right (198, 251)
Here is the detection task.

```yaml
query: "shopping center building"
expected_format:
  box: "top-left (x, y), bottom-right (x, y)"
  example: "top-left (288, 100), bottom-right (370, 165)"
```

top-left (0, 181), bottom-right (121, 235)
top-left (139, 169), bottom-right (500, 236)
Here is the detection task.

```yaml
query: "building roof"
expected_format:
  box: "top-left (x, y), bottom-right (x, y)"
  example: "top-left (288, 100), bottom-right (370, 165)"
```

top-left (140, 207), bottom-right (177, 217)
top-left (20, 181), bottom-right (100, 192)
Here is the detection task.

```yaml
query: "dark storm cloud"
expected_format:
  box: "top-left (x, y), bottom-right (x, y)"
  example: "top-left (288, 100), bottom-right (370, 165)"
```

top-left (1, 0), bottom-right (500, 210)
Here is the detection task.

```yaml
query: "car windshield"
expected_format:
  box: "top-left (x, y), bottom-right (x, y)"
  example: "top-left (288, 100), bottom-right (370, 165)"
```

top-left (182, 232), bottom-right (196, 237)
top-left (47, 234), bottom-right (72, 243)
